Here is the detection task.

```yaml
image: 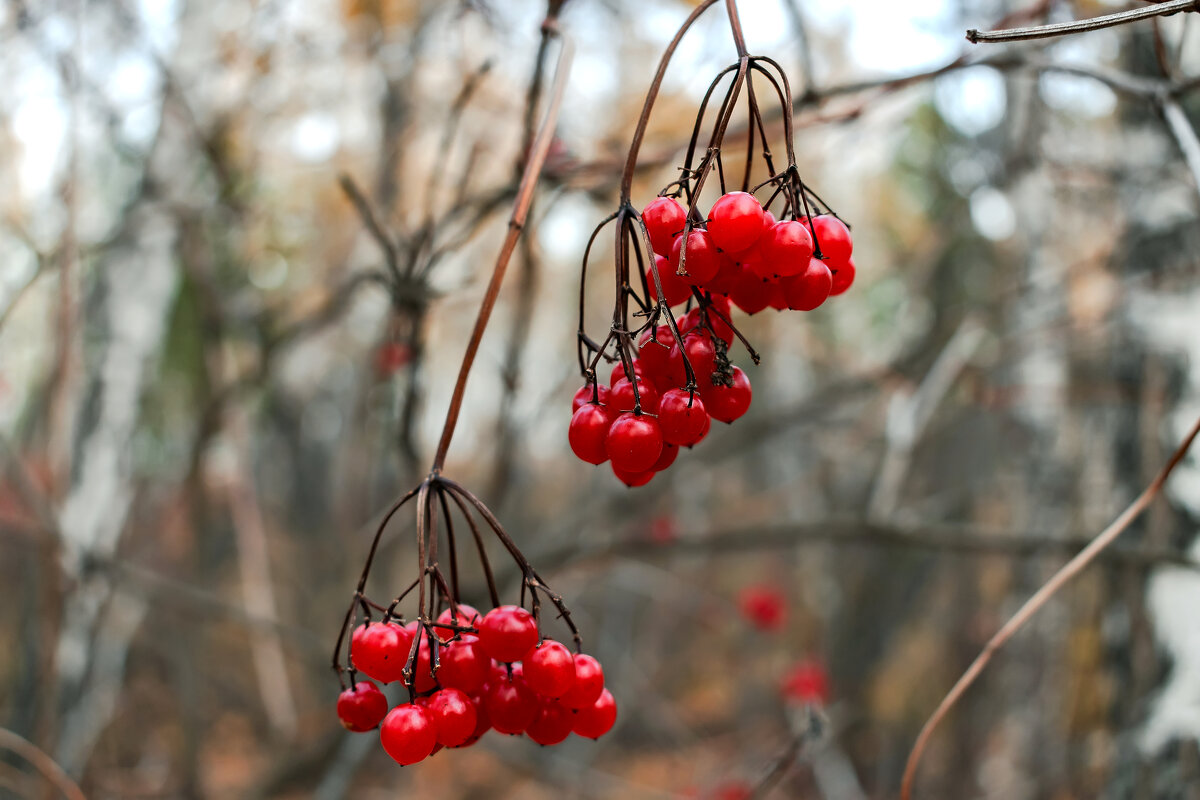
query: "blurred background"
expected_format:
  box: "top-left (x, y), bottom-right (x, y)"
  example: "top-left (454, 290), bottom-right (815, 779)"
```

top-left (3, 0), bottom-right (1200, 797)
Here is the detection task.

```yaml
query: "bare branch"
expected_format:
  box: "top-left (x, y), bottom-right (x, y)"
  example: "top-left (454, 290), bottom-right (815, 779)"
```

top-left (967, 0), bottom-right (1198, 43)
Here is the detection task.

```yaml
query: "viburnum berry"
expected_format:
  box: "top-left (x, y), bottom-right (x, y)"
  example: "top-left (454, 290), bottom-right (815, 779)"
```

top-left (451, 694), bottom-right (491, 748)
top-left (706, 295), bottom-right (735, 343)
top-left (337, 680), bottom-right (388, 732)
top-left (704, 366), bottom-right (752, 424)
top-left (708, 191), bottom-right (765, 253)
top-left (477, 605), bottom-right (539, 663)
top-left (610, 377), bottom-right (660, 414)
top-left (668, 333), bottom-right (717, 387)
top-left (647, 253), bottom-right (692, 306)
top-left (781, 258), bottom-right (832, 311)
top-left (738, 584), bottom-right (787, 632)
top-left (705, 254), bottom-right (742, 295)
top-left (605, 412), bottom-right (664, 473)
top-left (526, 699), bottom-right (575, 746)
top-left (612, 463), bottom-right (655, 487)
top-left (484, 670), bottom-right (539, 734)
top-left (658, 389), bottom-right (708, 446)
top-left (609, 359), bottom-right (644, 387)
top-left (433, 604), bottom-right (480, 640)
top-left (652, 442), bottom-right (679, 471)
top-left (638, 326), bottom-right (674, 380)
top-left (351, 621), bottom-right (412, 684)
top-left (524, 640), bottom-right (577, 698)
top-left (403, 622), bottom-right (438, 693)
top-left (380, 703), bottom-right (438, 766)
top-left (781, 659), bottom-right (831, 706)
top-left (642, 196), bottom-right (687, 256)
top-left (830, 257), bottom-right (855, 296)
top-left (561, 654), bottom-right (605, 710)
top-left (670, 229), bottom-right (721, 285)
top-left (437, 634), bottom-right (489, 694)
top-left (761, 220), bottom-right (814, 277)
top-left (569, 403), bottom-right (612, 465)
top-left (426, 688), bottom-right (478, 747)
top-left (572, 382), bottom-right (609, 414)
top-left (572, 688), bottom-right (617, 739)
top-left (810, 214), bottom-right (852, 264)
top-left (729, 267), bottom-right (774, 314)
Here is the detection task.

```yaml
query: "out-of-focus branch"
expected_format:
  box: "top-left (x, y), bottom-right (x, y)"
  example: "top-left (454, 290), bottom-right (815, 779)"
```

top-left (966, 0), bottom-right (1198, 43)
top-left (899, 414), bottom-right (1200, 800)
top-left (0, 727), bottom-right (85, 800)
top-left (1161, 98), bottom-right (1200, 203)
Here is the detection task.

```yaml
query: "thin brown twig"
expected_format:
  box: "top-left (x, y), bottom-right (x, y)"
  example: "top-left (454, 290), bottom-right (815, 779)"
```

top-left (899, 414), bottom-right (1200, 800)
top-left (0, 727), bottom-right (87, 800)
top-left (966, 0), bottom-right (1198, 43)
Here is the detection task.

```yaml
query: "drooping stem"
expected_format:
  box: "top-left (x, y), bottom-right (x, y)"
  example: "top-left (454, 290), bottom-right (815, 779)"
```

top-left (966, 0), bottom-right (1197, 43)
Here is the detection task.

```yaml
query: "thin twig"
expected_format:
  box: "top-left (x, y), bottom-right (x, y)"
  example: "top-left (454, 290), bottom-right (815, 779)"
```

top-left (0, 728), bottom-right (87, 800)
top-left (1161, 97), bottom-right (1200, 204)
top-left (899, 414), bottom-right (1200, 800)
top-left (966, 0), bottom-right (1198, 43)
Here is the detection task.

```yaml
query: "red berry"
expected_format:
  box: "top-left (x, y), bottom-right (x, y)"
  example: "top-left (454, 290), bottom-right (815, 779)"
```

top-left (712, 781), bottom-right (754, 800)
top-left (379, 703), bottom-right (437, 765)
top-left (572, 688), bottom-right (617, 739)
top-left (336, 680), bottom-right (388, 732)
top-left (351, 621), bottom-right (413, 684)
top-left (729, 266), bottom-right (774, 314)
top-left (669, 230), bottom-right (721, 285)
top-left (403, 622), bottom-right (438, 692)
top-left (642, 196), bottom-right (687, 256)
top-left (526, 699), bottom-right (575, 746)
top-left (437, 634), bottom-right (489, 694)
top-left (737, 585), bottom-right (787, 632)
top-left (433, 604), bottom-right (480, 641)
top-left (426, 688), bottom-right (477, 747)
top-left (569, 404), bottom-right (612, 465)
top-left (561, 654), bottom-right (605, 710)
top-left (781, 259), bottom-right (832, 311)
top-left (638, 326), bottom-right (674, 380)
top-left (610, 377), bottom-right (660, 414)
top-left (811, 214), bottom-right (852, 263)
top-left (704, 254), bottom-right (742, 295)
top-left (612, 463), bottom-right (655, 487)
top-left (830, 257), bottom-right (855, 296)
top-left (647, 253), bottom-right (692, 306)
top-left (605, 412), bottom-right (664, 473)
top-left (451, 694), bottom-right (491, 748)
top-left (704, 367), bottom-right (752, 424)
top-left (658, 389), bottom-right (708, 446)
top-left (761, 220), bottom-right (814, 277)
top-left (484, 670), bottom-right (539, 734)
top-left (706, 295), bottom-right (735, 344)
top-left (652, 442), bottom-right (679, 471)
top-left (477, 605), bottom-right (539, 663)
top-left (668, 334), bottom-right (717, 388)
top-left (781, 659), bottom-right (830, 706)
top-left (572, 383), bottom-right (609, 414)
top-left (524, 640), bottom-right (577, 698)
top-left (708, 191), bottom-right (765, 253)
top-left (609, 360), bottom-right (644, 387)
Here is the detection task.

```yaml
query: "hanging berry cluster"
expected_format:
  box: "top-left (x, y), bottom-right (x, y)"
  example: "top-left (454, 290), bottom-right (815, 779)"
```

top-left (570, 2), bottom-right (856, 487)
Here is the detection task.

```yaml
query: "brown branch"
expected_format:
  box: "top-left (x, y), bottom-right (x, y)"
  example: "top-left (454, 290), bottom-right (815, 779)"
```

top-left (966, 0), bottom-right (1198, 43)
top-left (0, 727), bottom-right (86, 800)
top-left (899, 414), bottom-right (1200, 800)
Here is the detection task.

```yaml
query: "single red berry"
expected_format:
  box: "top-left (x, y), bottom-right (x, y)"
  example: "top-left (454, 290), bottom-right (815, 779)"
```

top-left (811, 214), bottom-right (853, 263)
top-left (704, 255), bottom-right (741, 295)
top-left (561, 654), bottom-right (605, 710)
top-left (830, 257), bottom-right (855, 296)
top-left (658, 389), bottom-right (708, 446)
top-left (729, 266), bottom-right (774, 315)
top-left (693, 410), bottom-right (711, 445)
top-left (708, 191), bottom-right (765, 253)
top-left (768, 282), bottom-right (788, 310)
top-left (605, 412), bottom-right (664, 473)
top-left (781, 258), bottom-right (832, 311)
top-left (704, 366), bottom-right (752, 424)
top-left (737, 585), bottom-right (788, 632)
top-left (612, 463), bottom-right (655, 487)
top-left (610, 377), bottom-right (660, 414)
top-left (572, 382), bottom-right (609, 414)
top-left (336, 680), bottom-right (388, 732)
top-left (426, 688), bottom-right (478, 747)
top-left (379, 703), bottom-right (438, 765)
top-left (433, 604), bottom-right (480, 641)
top-left (781, 659), bottom-right (831, 706)
top-left (667, 333), bottom-right (717, 387)
top-left (652, 442), bottom-right (679, 471)
top-left (609, 359), bottom-right (644, 387)
top-left (647, 253), bottom-right (692, 306)
top-left (351, 621), bottom-right (413, 684)
top-left (484, 671), bottom-right (539, 734)
top-left (569, 403), bottom-right (612, 465)
top-left (524, 640), bottom-right (577, 698)
top-left (451, 694), bottom-right (491, 748)
top-left (669, 230), bottom-right (721, 285)
top-left (638, 326), bottom-right (674, 381)
top-left (761, 220), bottom-right (815, 277)
top-left (477, 605), bottom-right (539, 663)
top-left (437, 634), bottom-right (489, 694)
top-left (572, 688), bottom-right (617, 739)
top-left (526, 699), bottom-right (575, 746)
top-left (642, 196), bottom-right (687, 256)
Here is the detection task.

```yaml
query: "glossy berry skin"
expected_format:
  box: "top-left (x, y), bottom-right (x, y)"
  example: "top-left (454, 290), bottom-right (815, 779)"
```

top-left (523, 640), bottom-right (577, 698)
top-left (569, 403), bottom-right (612, 465)
top-left (451, 695), bottom-right (491, 748)
top-left (609, 360), bottom-right (644, 387)
top-left (484, 671), bottom-right (539, 734)
top-left (572, 383), bottom-right (609, 414)
top-left (638, 326), bottom-right (674, 381)
top-left (426, 688), bottom-right (478, 747)
top-left (830, 257), bottom-right (855, 296)
top-left (669, 230), bottom-right (721, 285)
top-left (437, 634), bottom-right (489, 694)
top-left (351, 621), bottom-right (412, 684)
top-left (612, 463), bottom-right (655, 487)
top-left (647, 253), bottom-right (692, 306)
top-left (379, 703), bottom-right (438, 765)
top-left (668, 334), bottom-right (717, 387)
top-left (642, 196), bottom-right (687, 256)
top-left (605, 412), bottom-right (664, 473)
top-left (610, 377), bottom-right (660, 414)
top-left (781, 259), bottom-right (832, 311)
top-left (433, 604), bottom-right (480, 641)
top-left (704, 367), bottom-right (752, 424)
top-left (811, 214), bottom-right (853, 264)
top-left (708, 191), bottom-right (765, 253)
top-left (477, 605), bottom-right (539, 663)
top-left (527, 700), bottom-right (575, 746)
top-left (561, 654), bottom-right (605, 710)
top-left (705, 255), bottom-right (741, 296)
top-left (761, 220), bottom-right (815, 278)
top-left (336, 681), bottom-right (389, 732)
top-left (658, 389), bottom-right (709, 446)
top-left (729, 267), bottom-right (774, 314)
top-left (652, 442), bottom-right (679, 471)
top-left (572, 688), bottom-right (617, 739)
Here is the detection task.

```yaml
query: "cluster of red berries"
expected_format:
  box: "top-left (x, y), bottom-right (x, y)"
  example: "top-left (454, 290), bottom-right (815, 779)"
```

top-left (336, 604), bottom-right (615, 765)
